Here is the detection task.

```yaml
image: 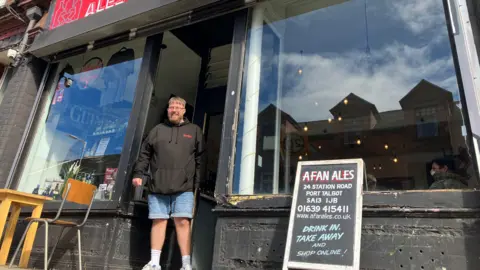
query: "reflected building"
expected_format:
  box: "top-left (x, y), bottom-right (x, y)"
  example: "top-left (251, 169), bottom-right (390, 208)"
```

top-left (256, 79), bottom-right (470, 192)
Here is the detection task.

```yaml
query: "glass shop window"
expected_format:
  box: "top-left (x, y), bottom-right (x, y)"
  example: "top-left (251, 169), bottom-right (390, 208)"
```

top-left (232, 0), bottom-right (479, 194)
top-left (15, 38), bottom-right (145, 201)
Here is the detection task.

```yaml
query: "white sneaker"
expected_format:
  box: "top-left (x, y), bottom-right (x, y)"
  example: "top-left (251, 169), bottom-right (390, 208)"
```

top-left (180, 265), bottom-right (192, 270)
top-left (142, 263), bottom-right (160, 270)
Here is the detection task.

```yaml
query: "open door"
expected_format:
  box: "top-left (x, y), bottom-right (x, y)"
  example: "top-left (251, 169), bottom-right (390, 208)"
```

top-left (134, 12), bottom-right (236, 270)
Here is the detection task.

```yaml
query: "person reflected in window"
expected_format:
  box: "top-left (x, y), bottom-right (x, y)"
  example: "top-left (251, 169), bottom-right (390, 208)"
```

top-left (429, 158), bottom-right (467, 189)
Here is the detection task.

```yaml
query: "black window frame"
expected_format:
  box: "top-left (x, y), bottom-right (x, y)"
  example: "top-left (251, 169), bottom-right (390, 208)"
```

top-left (219, 1), bottom-right (480, 211)
top-left (5, 1), bottom-right (254, 214)
top-left (5, 35), bottom-right (161, 212)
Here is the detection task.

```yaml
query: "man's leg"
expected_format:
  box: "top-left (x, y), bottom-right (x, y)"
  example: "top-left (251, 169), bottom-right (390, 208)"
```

top-left (171, 192), bottom-right (194, 269)
top-left (151, 219), bottom-right (168, 262)
top-left (173, 217), bottom-right (191, 255)
top-left (145, 194), bottom-right (171, 269)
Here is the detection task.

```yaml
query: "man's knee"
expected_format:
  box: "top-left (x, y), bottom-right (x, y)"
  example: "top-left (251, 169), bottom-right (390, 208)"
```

top-left (173, 217), bottom-right (190, 228)
top-left (152, 219), bottom-right (168, 227)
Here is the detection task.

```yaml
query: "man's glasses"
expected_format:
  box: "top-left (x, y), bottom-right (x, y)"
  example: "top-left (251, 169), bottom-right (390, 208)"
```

top-left (168, 106), bottom-right (185, 111)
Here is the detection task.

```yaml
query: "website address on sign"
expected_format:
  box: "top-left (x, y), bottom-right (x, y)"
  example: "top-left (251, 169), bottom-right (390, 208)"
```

top-left (296, 213), bottom-right (351, 220)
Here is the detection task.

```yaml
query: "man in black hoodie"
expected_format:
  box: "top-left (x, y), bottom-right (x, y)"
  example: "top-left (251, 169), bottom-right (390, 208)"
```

top-left (132, 96), bottom-right (205, 270)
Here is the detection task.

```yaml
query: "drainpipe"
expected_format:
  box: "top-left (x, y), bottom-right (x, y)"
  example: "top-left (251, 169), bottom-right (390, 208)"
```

top-left (12, 6), bottom-right (42, 67)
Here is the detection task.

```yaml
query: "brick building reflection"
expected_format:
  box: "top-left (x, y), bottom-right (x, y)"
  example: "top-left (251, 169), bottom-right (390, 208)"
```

top-left (255, 80), bottom-right (474, 193)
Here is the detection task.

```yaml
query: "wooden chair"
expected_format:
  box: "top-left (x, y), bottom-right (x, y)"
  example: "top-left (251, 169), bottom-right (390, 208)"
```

top-left (9, 179), bottom-right (97, 270)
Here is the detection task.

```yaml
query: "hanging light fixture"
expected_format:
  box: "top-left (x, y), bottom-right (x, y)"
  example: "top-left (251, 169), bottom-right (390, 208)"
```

top-left (393, 156), bottom-right (398, 163)
top-left (356, 139), bottom-right (362, 145)
top-left (299, 155), bottom-right (303, 160)
top-left (384, 144), bottom-right (389, 150)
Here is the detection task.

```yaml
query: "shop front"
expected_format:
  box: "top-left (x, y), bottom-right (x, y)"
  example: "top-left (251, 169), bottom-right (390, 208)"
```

top-left (4, 0), bottom-right (247, 269)
top-left (4, 0), bottom-right (480, 269)
top-left (210, 0), bottom-right (480, 269)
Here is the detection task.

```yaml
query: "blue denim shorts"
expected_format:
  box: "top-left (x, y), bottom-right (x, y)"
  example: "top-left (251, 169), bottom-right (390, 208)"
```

top-left (147, 192), bottom-right (194, 219)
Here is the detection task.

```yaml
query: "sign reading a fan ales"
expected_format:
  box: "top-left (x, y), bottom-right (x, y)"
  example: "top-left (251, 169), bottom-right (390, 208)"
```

top-left (50, 0), bottom-right (128, 29)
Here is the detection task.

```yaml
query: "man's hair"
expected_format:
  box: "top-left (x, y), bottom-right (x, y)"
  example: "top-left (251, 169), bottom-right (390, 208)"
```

top-left (169, 96), bottom-right (186, 107)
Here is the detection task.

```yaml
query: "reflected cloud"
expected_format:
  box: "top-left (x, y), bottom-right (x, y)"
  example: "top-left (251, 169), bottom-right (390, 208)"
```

top-left (280, 38), bottom-right (458, 122)
top-left (389, 0), bottom-right (444, 35)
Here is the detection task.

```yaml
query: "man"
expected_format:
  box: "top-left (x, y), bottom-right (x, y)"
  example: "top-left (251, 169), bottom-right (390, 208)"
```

top-left (132, 96), bottom-right (205, 270)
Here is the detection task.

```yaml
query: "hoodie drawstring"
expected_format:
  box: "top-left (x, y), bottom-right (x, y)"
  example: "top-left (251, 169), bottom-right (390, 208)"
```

top-left (169, 126), bottom-right (180, 144)
top-left (175, 127), bottom-right (179, 144)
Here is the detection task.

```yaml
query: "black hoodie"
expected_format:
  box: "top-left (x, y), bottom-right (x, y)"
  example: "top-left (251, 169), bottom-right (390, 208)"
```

top-left (133, 118), bottom-right (205, 194)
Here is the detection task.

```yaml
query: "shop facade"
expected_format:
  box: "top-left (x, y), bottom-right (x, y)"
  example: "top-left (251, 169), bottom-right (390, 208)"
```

top-left (3, 0), bottom-right (480, 269)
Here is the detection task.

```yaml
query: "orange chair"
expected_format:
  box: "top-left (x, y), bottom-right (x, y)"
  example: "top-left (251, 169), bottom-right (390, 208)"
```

top-left (9, 179), bottom-right (97, 270)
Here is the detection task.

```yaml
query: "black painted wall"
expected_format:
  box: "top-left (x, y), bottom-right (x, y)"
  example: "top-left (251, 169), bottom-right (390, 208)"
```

top-left (7, 211), bottom-right (183, 270)
top-left (5, 197), bottom-right (216, 270)
top-left (0, 57), bottom-right (46, 188)
top-left (7, 197), bottom-right (480, 270)
top-left (212, 209), bottom-right (480, 270)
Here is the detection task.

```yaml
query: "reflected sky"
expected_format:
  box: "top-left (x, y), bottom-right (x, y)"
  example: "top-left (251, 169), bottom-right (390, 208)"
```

top-left (261, 0), bottom-right (458, 122)
top-left (46, 58), bottom-right (143, 161)
top-left (233, 0), bottom-right (463, 193)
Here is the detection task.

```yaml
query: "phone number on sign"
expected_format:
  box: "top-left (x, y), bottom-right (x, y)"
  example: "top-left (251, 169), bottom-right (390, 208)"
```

top-left (297, 205), bottom-right (349, 213)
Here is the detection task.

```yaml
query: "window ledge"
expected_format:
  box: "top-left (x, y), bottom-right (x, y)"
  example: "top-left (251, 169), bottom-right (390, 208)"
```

top-left (225, 190), bottom-right (480, 209)
top-left (212, 205), bottom-right (480, 218)
top-left (15, 200), bottom-right (121, 216)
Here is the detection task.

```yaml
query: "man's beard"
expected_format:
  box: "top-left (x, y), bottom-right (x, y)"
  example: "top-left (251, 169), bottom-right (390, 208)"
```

top-left (169, 115), bottom-right (181, 124)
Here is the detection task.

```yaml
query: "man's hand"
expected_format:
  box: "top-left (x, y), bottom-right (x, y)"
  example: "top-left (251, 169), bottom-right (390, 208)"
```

top-left (132, 178), bottom-right (142, 187)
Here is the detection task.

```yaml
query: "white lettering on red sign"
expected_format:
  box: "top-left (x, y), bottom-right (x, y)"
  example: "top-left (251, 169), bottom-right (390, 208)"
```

top-left (85, 0), bottom-right (126, 17)
top-left (50, 0), bottom-right (129, 29)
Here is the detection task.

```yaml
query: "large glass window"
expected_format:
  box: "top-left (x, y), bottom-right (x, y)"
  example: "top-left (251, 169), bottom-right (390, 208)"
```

top-left (15, 38), bottom-right (145, 200)
top-left (233, 0), bottom-right (480, 194)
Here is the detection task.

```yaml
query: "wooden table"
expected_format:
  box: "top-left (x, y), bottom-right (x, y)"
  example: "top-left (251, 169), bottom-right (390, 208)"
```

top-left (0, 189), bottom-right (51, 268)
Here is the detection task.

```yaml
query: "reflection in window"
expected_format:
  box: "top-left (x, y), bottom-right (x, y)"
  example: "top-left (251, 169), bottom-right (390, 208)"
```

top-left (415, 107), bottom-right (439, 138)
top-left (233, 0), bottom-right (479, 194)
top-left (16, 39), bottom-right (145, 200)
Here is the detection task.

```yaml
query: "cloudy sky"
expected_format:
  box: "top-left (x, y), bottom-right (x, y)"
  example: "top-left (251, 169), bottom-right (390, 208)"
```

top-left (254, 0), bottom-right (460, 122)
top-left (234, 0), bottom-right (462, 192)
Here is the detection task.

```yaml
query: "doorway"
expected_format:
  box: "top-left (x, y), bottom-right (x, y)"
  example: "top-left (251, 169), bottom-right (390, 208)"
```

top-left (135, 13), bottom-right (236, 270)
top-left (141, 14), bottom-right (234, 196)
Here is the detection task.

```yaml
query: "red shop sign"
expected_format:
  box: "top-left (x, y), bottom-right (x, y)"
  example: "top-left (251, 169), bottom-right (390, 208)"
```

top-left (50, 0), bottom-right (128, 30)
